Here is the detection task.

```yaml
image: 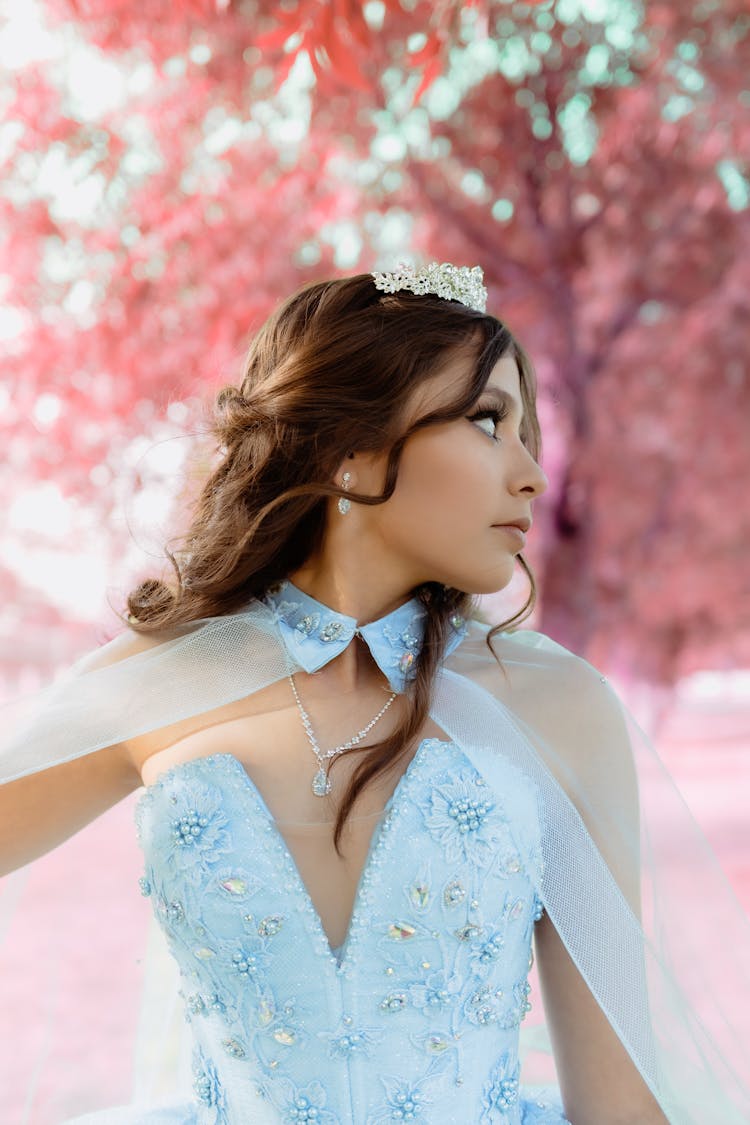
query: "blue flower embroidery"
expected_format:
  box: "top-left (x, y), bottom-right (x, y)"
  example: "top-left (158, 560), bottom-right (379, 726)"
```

top-left (423, 773), bottom-right (512, 866)
top-left (192, 1050), bottom-right (227, 1113)
top-left (276, 1077), bottom-right (339, 1123)
top-left (472, 930), bottom-right (506, 968)
top-left (500, 978), bottom-right (533, 1028)
top-left (465, 974), bottom-right (533, 1029)
top-left (368, 1073), bottom-right (434, 1122)
top-left (407, 969), bottom-right (460, 1013)
top-left (480, 1052), bottom-right (520, 1121)
top-left (317, 1019), bottom-right (384, 1059)
top-left (154, 778), bottom-right (232, 873)
top-left (229, 942), bottom-right (271, 984)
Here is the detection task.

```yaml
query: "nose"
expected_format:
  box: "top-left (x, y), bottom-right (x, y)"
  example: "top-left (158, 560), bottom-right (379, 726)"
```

top-left (518, 446), bottom-right (548, 498)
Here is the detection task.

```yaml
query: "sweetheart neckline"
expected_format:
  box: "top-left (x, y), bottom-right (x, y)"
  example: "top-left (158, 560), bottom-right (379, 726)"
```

top-left (142, 754), bottom-right (385, 826)
top-left (138, 738), bottom-right (453, 823)
top-left (135, 737), bottom-right (458, 971)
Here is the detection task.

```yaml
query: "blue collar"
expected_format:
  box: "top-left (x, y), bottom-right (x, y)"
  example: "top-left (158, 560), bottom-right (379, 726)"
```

top-left (260, 578), bottom-right (469, 693)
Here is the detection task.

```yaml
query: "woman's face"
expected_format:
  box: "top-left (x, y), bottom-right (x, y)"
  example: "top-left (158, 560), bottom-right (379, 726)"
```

top-left (358, 349), bottom-right (549, 596)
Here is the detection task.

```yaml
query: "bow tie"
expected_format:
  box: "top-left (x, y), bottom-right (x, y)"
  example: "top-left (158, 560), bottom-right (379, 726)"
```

top-left (261, 578), bottom-right (468, 693)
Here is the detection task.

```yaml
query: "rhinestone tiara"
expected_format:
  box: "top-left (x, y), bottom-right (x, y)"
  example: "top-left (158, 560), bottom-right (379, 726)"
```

top-left (371, 261), bottom-right (487, 313)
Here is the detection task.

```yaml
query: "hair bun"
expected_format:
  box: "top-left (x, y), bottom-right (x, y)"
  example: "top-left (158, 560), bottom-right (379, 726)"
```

top-left (214, 386), bottom-right (264, 446)
top-left (126, 578), bottom-right (176, 623)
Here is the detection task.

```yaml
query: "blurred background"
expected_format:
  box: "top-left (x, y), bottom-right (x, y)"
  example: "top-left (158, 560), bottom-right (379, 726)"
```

top-left (0, 0), bottom-right (748, 1120)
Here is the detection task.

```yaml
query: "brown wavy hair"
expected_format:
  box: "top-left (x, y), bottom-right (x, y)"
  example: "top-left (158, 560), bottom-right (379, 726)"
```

top-left (123, 272), bottom-right (542, 851)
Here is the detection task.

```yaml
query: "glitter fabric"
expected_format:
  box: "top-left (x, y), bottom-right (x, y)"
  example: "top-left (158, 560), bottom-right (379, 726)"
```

top-left (132, 739), bottom-right (569, 1123)
top-left (5, 582), bottom-right (749, 1122)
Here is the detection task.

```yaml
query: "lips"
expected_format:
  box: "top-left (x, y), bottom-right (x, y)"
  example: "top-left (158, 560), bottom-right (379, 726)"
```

top-left (493, 518), bottom-right (531, 533)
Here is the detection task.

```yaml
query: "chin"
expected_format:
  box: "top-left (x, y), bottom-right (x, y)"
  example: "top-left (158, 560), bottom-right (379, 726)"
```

top-left (446, 569), bottom-right (516, 598)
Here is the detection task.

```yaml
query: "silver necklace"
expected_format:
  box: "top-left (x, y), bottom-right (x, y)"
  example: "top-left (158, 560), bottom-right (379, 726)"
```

top-left (288, 673), bottom-right (398, 797)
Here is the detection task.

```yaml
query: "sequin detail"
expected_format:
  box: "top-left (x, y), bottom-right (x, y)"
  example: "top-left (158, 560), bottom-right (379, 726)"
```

top-left (295, 613), bottom-right (319, 636)
top-left (259, 577), bottom-right (468, 693)
top-left (167, 900), bottom-right (185, 924)
top-left (455, 922), bottom-right (484, 943)
top-left (380, 992), bottom-right (408, 1012)
top-left (222, 1037), bottom-right (246, 1058)
top-left (409, 882), bottom-right (430, 910)
top-left (220, 877), bottom-right (249, 895)
top-left (320, 621), bottom-right (345, 642)
top-left (443, 880), bottom-right (466, 906)
top-left (258, 914), bottom-right (284, 937)
top-left (133, 730), bottom-right (551, 1124)
top-left (387, 922), bottom-right (416, 941)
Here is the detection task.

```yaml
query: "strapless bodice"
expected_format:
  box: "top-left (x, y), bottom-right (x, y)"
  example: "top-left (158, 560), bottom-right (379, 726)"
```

top-left (133, 737), bottom-right (569, 1124)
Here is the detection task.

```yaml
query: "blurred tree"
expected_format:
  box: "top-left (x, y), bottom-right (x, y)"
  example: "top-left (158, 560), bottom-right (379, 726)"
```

top-left (1, 0), bottom-right (748, 687)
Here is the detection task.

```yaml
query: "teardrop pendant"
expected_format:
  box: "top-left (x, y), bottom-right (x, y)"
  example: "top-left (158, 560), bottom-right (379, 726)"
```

top-left (312, 768), bottom-right (332, 797)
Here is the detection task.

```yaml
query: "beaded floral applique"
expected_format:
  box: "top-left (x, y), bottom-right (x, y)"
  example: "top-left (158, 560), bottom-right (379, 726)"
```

top-left (192, 1048), bottom-right (229, 1121)
top-left (480, 1052), bottom-right (521, 1121)
top-left (144, 775), bottom-right (232, 876)
top-left (134, 737), bottom-right (559, 1123)
top-left (423, 772), bottom-right (514, 867)
top-left (273, 1077), bottom-right (340, 1124)
top-left (317, 1017), bottom-right (384, 1060)
top-left (367, 1066), bottom-right (440, 1123)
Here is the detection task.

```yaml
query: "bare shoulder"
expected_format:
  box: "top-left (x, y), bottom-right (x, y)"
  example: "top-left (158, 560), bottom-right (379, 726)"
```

top-left (447, 619), bottom-right (595, 702)
top-left (68, 623), bottom-right (200, 774)
top-left (449, 622), bottom-right (635, 794)
top-left (72, 622), bottom-right (182, 674)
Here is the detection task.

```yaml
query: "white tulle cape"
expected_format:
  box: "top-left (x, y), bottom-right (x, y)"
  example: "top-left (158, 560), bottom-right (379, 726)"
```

top-left (1, 598), bottom-right (749, 1124)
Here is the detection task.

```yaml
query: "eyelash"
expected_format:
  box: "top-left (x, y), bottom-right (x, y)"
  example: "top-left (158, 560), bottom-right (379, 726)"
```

top-left (468, 406), bottom-right (509, 441)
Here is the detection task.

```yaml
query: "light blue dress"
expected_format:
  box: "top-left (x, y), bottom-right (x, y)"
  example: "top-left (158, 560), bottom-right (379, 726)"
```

top-left (101, 581), bottom-right (571, 1123)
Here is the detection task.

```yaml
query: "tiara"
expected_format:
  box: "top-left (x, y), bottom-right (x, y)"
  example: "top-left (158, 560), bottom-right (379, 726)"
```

top-left (371, 261), bottom-right (487, 313)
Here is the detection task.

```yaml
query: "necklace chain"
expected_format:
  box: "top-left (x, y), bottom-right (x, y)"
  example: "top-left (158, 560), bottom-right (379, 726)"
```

top-left (288, 673), bottom-right (398, 797)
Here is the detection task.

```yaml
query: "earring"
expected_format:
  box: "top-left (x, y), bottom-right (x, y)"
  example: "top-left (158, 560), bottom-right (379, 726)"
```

top-left (337, 472), bottom-right (352, 515)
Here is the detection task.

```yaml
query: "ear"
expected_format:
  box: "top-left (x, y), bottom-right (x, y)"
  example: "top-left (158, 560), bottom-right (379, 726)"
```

top-left (332, 451), bottom-right (357, 488)
top-left (333, 448), bottom-right (389, 497)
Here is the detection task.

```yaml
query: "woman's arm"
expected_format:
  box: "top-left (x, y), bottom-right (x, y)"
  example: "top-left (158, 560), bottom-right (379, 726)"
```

top-left (0, 739), bottom-right (140, 875)
top-left (0, 629), bottom-right (161, 876)
top-left (533, 912), bottom-right (669, 1125)
top-left (530, 651), bottom-right (669, 1125)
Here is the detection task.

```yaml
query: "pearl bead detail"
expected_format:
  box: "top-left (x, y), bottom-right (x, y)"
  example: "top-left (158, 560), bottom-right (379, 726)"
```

top-left (134, 737), bottom-right (549, 1121)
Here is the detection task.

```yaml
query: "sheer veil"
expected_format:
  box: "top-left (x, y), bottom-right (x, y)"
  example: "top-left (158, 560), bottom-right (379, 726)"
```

top-left (1, 598), bottom-right (749, 1123)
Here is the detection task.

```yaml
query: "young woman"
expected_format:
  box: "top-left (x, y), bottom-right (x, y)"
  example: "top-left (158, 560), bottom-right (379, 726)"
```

top-left (1, 264), bottom-right (748, 1124)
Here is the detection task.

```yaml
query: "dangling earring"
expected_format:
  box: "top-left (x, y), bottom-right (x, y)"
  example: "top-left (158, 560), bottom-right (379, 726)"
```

top-left (337, 472), bottom-right (352, 515)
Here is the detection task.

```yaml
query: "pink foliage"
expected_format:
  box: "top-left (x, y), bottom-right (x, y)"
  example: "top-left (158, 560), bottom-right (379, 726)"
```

top-left (1, 0), bottom-right (749, 683)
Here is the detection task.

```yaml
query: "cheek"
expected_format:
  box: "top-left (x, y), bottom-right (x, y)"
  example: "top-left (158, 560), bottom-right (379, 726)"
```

top-left (389, 436), bottom-right (492, 530)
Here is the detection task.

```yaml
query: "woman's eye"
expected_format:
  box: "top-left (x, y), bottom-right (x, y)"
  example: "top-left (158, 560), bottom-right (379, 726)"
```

top-left (468, 407), bottom-right (508, 440)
